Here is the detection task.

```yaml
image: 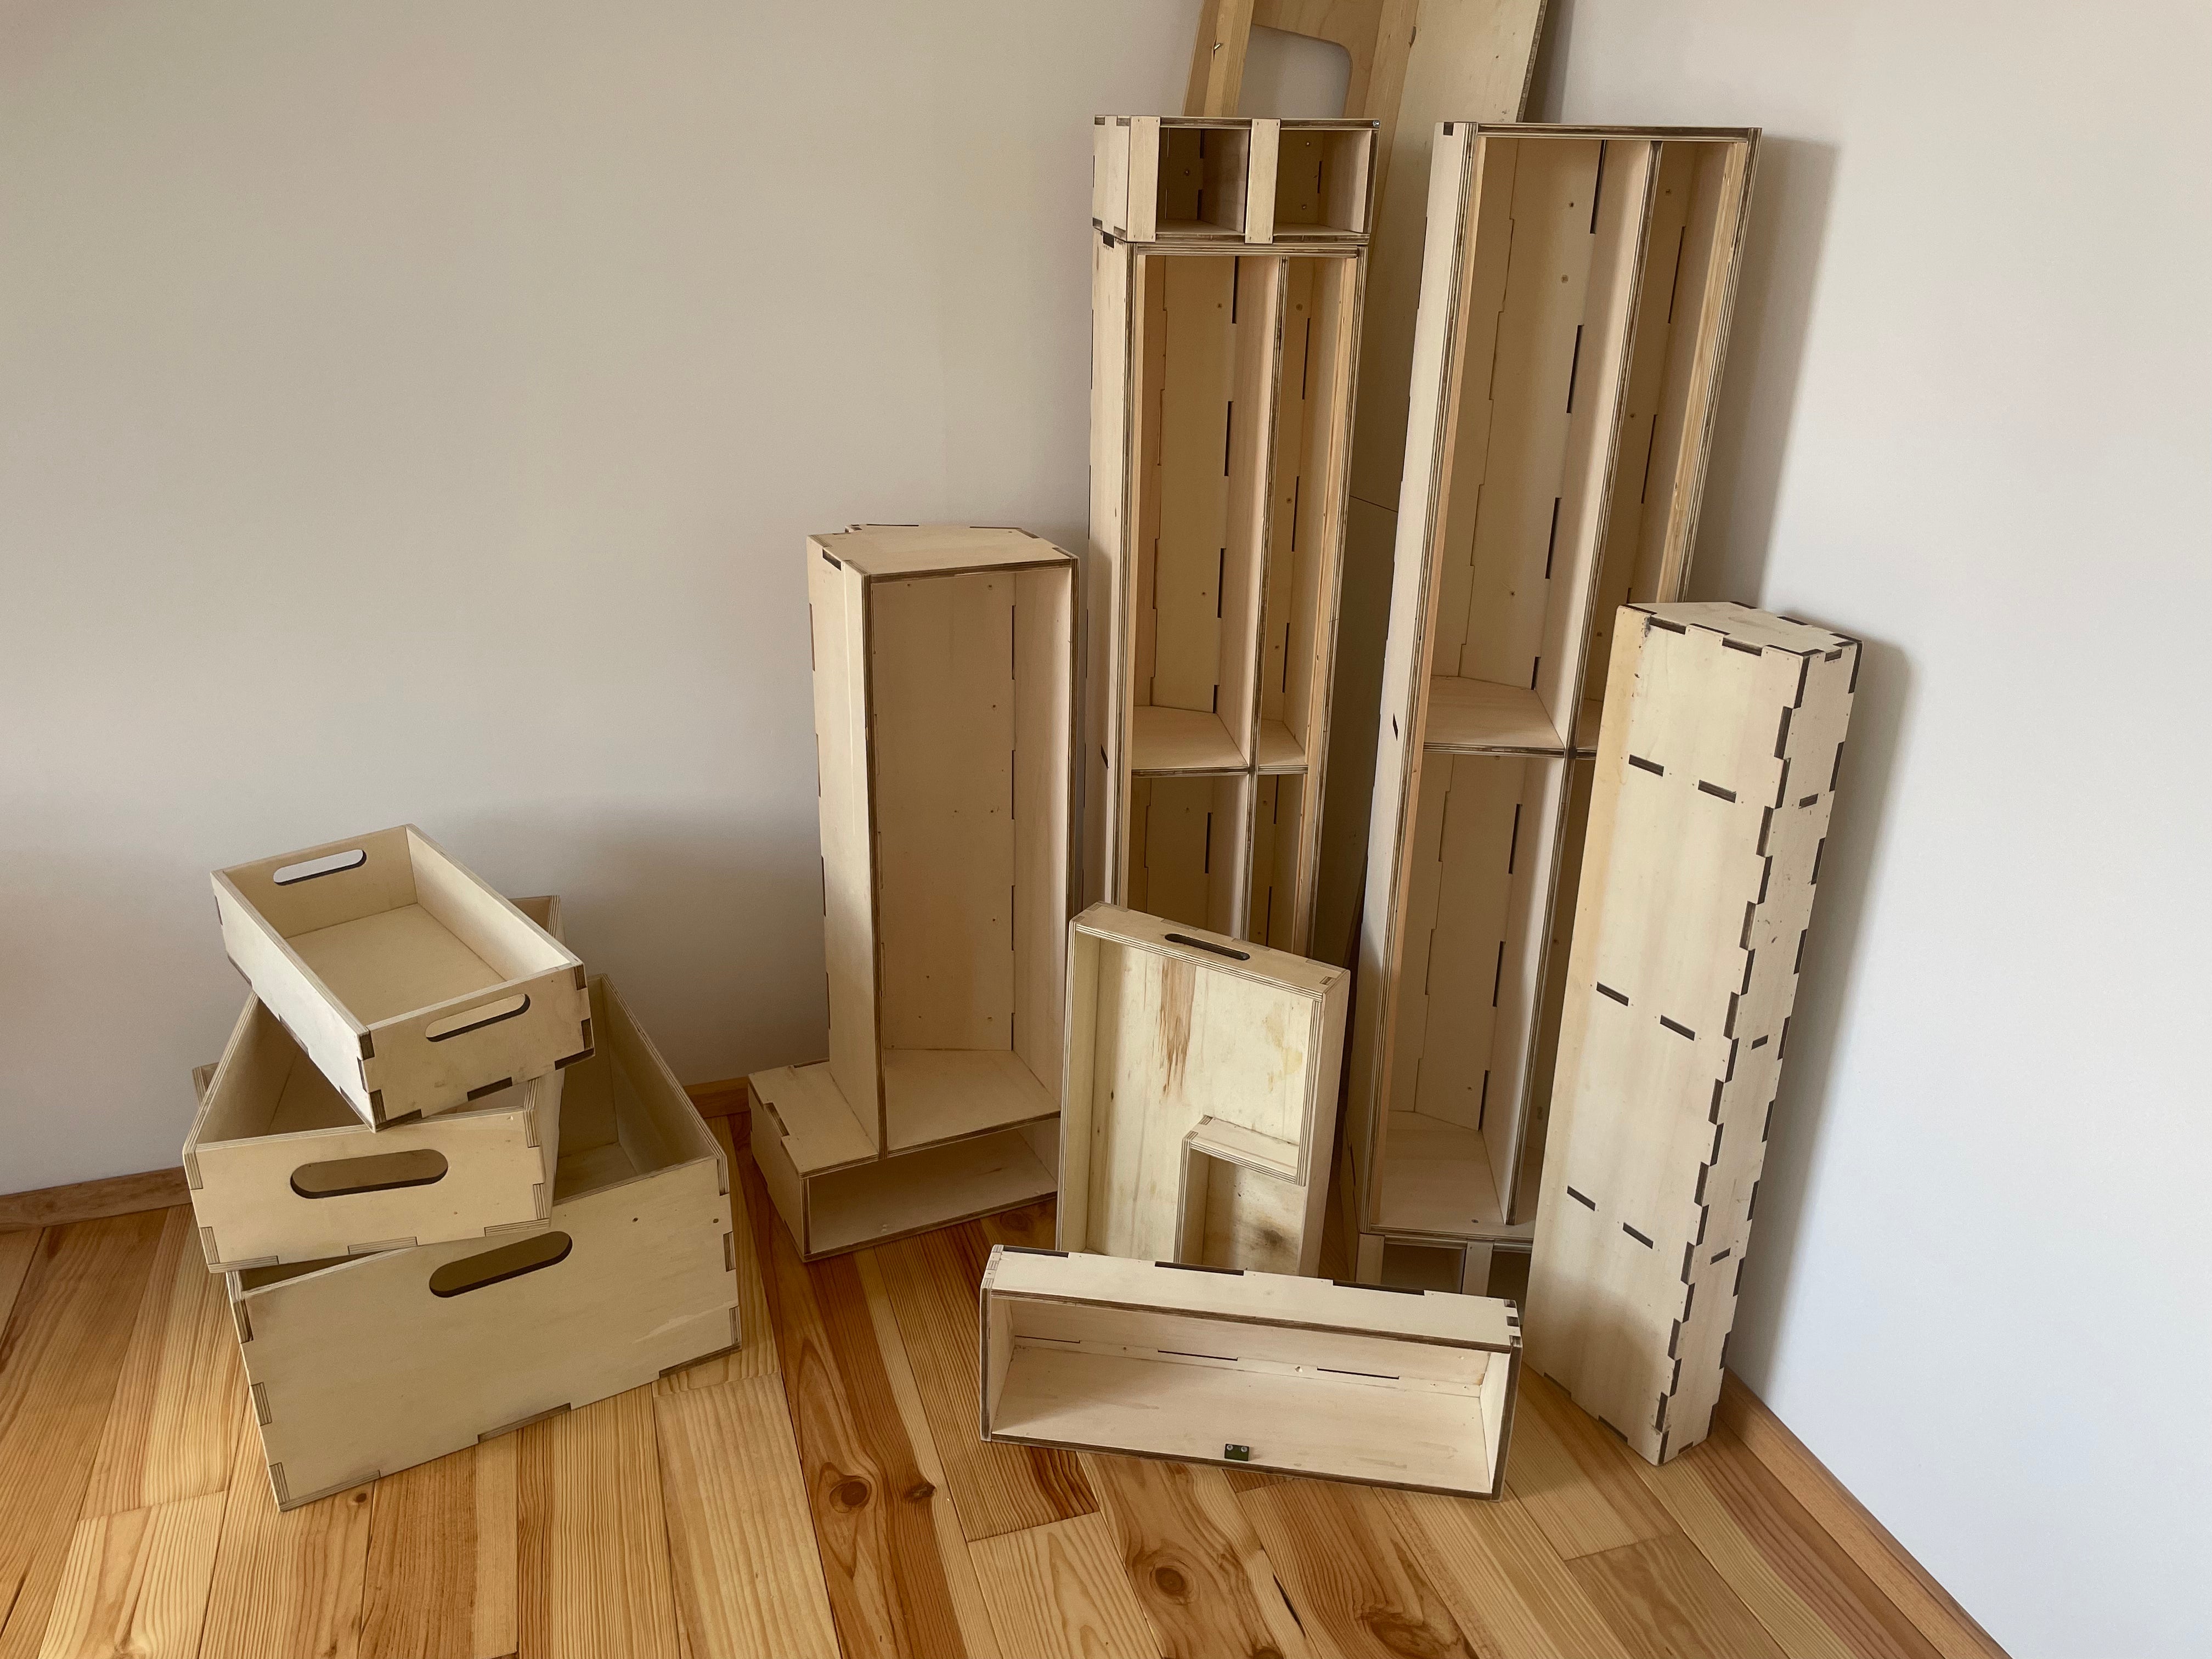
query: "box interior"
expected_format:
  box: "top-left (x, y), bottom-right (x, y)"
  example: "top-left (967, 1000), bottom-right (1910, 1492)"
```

top-left (1125, 772), bottom-right (1248, 937)
top-left (1378, 752), bottom-right (1565, 1232)
top-left (1274, 127), bottom-right (1370, 236)
top-left (991, 1293), bottom-right (1498, 1493)
top-left (1155, 124), bottom-right (1250, 238)
top-left (868, 566), bottom-right (1071, 1152)
top-left (1245, 773), bottom-right (1305, 951)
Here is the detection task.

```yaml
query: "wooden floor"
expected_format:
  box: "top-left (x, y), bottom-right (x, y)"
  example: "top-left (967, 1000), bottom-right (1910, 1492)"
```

top-left (0, 1111), bottom-right (2003, 1659)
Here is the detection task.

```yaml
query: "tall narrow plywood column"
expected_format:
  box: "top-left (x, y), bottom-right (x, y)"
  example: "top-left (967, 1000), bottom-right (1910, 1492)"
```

top-left (1527, 602), bottom-right (1859, 1463)
top-left (1088, 117), bottom-right (1374, 954)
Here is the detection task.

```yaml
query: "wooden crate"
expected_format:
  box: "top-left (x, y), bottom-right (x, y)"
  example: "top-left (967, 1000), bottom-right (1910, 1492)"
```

top-left (1345, 125), bottom-right (1758, 1278)
top-left (1093, 116), bottom-right (1376, 245)
top-left (1526, 604), bottom-right (1857, 1463)
top-left (980, 1245), bottom-right (1520, 1498)
top-left (1087, 149), bottom-right (1369, 952)
top-left (213, 827), bottom-right (589, 1126)
top-left (185, 997), bottom-right (558, 1271)
top-left (751, 525), bottom-right (1076, 1260)
top-left (1057, 904), bottom-right (1345, 1275)
top-left (227, 975), bottom-right (736, 1509)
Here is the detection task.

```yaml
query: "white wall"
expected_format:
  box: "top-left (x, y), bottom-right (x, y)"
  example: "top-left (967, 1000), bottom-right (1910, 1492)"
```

top-left (0, 2), bottom-right (1190, 1190)
top-left (1537, 4), bottom-right (2212, 1655)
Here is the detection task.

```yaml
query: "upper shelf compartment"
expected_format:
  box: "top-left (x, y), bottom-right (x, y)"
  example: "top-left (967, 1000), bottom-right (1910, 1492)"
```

top-left (1094, 117), bottom-right (1378, 246)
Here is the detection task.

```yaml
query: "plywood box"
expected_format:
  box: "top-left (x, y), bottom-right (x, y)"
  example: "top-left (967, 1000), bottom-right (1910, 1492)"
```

top-left (187, 997), bottom-right (559, 1272)
top-left (1345, 125), bottom-right (1757, 1278)
top-left (1093, 116), bottom-right (1376, 245)
top-left (1088, 168), bottom-right (1367, 951)
top-left (751, 525), bottom-right (1076, 1260)
top-left (213, 827), bottom-right (590, 1126)
top-left (227, 975), bottom-right (736, 1509)
top-left (1527, 604), bottom-right (1857, 1463)
top-left (980, 1246), bottom-right (1520, 1498)
top-left (1057, 904), bottom-right (1346, 1275)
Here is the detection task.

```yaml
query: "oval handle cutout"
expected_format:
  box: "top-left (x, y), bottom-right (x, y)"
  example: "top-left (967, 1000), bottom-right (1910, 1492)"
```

top-left (429, 1231), bottom-right (572, 1297)
top-left (290, 1148), bottom-right (448, 1199)
top-left (1164, 932), bottom-right (1250, 962)
top-left (273, 848), bottom-right (367, 885)
top-left (426, 993), bottom-right (530, 1042)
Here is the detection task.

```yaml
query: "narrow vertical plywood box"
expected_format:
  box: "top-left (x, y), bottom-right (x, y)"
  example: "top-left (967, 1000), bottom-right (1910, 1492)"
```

top-left (751, 526), bottom-right (1077, 1260)
top-left (1088, 116), bottom-right (1372, 953)
top-left (213, 828), bottom-right (590, 1125)
top-left (1057, 904), bottom-right (1346, 1276)
top-left (980, 1246), bottom-right (1520, 1498)
top-left (228, 975), bottom-right (737, 1509)
top-left (1527, 604), bottom-right (1857, 1464)
top-left (1346, 125), bottom-right (1756, 1286)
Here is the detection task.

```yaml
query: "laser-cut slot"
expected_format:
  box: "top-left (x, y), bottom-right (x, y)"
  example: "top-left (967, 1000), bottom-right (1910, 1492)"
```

top-left (428, 1230), bottom-right (572, 1297)
top-left (291, 1148), bottom-right (448, 1200)
top-left (273, 848), bottom-right (366, 885)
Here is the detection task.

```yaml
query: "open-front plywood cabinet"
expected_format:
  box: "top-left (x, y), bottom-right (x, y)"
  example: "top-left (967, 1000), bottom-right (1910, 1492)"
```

top-left (981, 1245), bottom-right (1520, 1498)
top-left (1346, 125), bottom-right (1758, 1289)
top-left (1088, 117), bottom-right (1373, 954)
top-left (1527, 605), bottom-right (1858, 1462)
top-left (752, 526), bottom-right (1077, 1260)
top-left (1057, 904), bottom-right (1346, 1276)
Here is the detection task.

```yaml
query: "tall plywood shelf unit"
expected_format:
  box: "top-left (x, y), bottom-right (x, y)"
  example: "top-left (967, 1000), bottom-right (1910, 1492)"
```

top-left (1087, 116), bottom-right (1375, 953)
top-left (1347, 125), bottom-right (1758, 1291)
top-left (1528, 604), bottom-right (1858, 1463)
top-left (753, 526), bottom-right (1077, 1261)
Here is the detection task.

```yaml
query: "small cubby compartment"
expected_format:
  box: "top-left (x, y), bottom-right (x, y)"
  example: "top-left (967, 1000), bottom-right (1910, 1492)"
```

top-left (1245, 773), bottom-right (1304, 952)
top-left (1125, 771), bottom-right (1248, 938)
top-left (1128, 252), bottom-right (1273, 776)
top-left (981, 1248), bottom-right (1519, 1499)
top-left (1375, 752), bottom-right (1565, 1235)
top-left (213, 825), bottom-right (588, 1126)
top-left (1155, 121), bottom-right (1253, 239)
top-left (1273, 123), bottom-right (1374, 239)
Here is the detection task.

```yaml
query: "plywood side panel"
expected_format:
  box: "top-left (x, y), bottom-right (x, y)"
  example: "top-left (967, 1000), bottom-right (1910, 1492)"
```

top-left (1013, 567), bottom-right (1076, 1099)
top-left (808, 545), bottom-right (882, 1137)
top-left (1087, 236), bottom-right (1136, 911)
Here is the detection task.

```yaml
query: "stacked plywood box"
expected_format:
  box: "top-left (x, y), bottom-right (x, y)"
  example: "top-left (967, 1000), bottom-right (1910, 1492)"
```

top-left (191, 832), bottom-right (738, 1509)
top-left (1527, 603), bottom-right (1858, 1462)
top-left (751, 525), bottom-right (1078, 1260)
top-left (1345, 124), bottom-right (1759, 1295)
top-left (1086, 117), bottom-right (1375, 953)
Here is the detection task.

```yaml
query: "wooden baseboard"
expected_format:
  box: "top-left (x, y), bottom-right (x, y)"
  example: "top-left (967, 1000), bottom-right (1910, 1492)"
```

top-left (0, 1165), bottom-right (191, 1230)
top-left (1, 1077), bottom-right (758, 1231)
top-left (1716, 1372), bottom-right (2011, 1659)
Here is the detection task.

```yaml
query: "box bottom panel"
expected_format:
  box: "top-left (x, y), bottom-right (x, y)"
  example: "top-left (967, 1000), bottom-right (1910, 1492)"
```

top-left (883, 1048), bottom-right (1055, 1152)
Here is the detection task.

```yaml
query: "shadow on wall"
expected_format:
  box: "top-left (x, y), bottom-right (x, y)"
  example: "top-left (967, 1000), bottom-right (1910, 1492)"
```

top-left (432, 806), bottom-right (830, 1086)
top-left (1727, 632), bottom-right (1913, 1383)
top-left (1691, 136), bottom-right (1841, 601)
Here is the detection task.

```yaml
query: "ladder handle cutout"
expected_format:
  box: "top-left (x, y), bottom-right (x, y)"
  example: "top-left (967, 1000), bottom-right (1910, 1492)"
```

top-left (290, 1148), bottom-right (448, 1200)
top-left (428, 1231), bottom-right (572, 1297)
top-left (272, 848), bottom-right (367, 885)
top-left (1164, 932), bottom-right (1250, 962)
top-left (426, 993), bottom-right (531, 1043)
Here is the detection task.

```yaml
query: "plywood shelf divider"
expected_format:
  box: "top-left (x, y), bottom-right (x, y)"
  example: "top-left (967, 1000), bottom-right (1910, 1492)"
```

top-left (1347, 124), bottom-right (1757, 1286)
top-left (1088, 121), bottom-right (1372, 952)
top-left (1057, 903), bottom-right (1346, 1276)
top-left (1527, 603), bottom-right (1858, 1464)
top-left (753, 526), bottom-right (1077, 1261)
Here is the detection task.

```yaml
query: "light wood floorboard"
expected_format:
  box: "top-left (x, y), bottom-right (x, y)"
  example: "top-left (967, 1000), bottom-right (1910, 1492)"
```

top-left (0, 1131), bottom-right (2004, 1659)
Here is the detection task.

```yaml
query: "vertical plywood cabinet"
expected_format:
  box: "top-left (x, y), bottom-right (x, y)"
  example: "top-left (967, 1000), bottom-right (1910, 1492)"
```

top-left (1056, 904), bottom-right (1347, 1276)
top-left (1526, 603), bottom-right (1858, 1462)
top-left (752, 526), bottom-right (1077, 1260)
top-left (1087, 116), bottom-right (1375, 953)
top-left (1346, 125), bottom-right (1758, 1290)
